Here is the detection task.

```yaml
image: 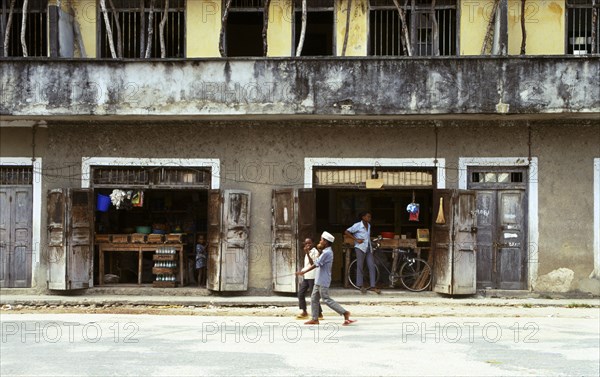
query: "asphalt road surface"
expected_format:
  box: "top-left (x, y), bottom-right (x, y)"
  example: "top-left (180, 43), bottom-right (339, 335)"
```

top-left (1, 313), bottom-right (598, 376)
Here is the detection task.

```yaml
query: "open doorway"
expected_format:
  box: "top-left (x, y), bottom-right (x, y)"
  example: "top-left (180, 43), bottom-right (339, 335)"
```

top-left (315, 188), bottom-right (433, 286)
top-left (90, 166), bottom-right (212, 288)
top-left (94, 189), bottom-right (208, 286)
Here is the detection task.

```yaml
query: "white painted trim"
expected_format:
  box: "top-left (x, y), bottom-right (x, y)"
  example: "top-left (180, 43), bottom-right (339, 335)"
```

top-left (303, 158), bottom-right (446, 189)
top-left (592, 158), bottom-right (600, 279)
top-left (458, 157), bottom-right (539, 290)
top-left (0, 157), bottom-right (43, 287)
top-left (81, 157), bottom-right (221, 190)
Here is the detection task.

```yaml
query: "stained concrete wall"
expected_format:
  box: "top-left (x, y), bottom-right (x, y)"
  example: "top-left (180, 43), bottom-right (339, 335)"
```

top-left (1, 120), bottom-right (597, 294)
top-left (2, 58), bottom-right (599, 117)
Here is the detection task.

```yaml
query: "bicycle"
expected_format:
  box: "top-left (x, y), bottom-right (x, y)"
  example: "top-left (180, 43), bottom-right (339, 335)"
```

top-left (347, 236), bottom-right (432, 292)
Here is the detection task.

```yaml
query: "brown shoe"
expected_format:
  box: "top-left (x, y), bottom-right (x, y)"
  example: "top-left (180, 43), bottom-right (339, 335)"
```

top-left (368, 287), bottom-right (381, 294)
top-left (318, 314), bottom-right (324, 320)
top-left (304, 319), bottom-right (319, 325)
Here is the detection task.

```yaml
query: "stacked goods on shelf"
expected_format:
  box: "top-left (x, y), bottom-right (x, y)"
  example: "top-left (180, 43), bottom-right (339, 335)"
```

top-left (152, 246), bottom-right (178, 287)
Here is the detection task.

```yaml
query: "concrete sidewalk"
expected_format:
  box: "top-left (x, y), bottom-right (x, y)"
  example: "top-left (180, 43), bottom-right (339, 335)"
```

top-left (1, 288), bottom-right (598, 308)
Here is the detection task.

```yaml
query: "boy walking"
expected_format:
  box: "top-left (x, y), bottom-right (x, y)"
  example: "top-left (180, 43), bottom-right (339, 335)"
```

top-left (296, 231), bottom-right (356, 326)
top-left (296, 238), bottom-right (323, 319)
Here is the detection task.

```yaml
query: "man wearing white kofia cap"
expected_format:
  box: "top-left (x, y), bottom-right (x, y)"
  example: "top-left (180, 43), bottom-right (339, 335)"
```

top-left (296, 231), bottom-right (356, 326)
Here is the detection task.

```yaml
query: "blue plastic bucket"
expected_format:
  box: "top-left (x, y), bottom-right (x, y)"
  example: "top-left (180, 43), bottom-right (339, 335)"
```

top-left (97, 194), bottom-right (111, 212)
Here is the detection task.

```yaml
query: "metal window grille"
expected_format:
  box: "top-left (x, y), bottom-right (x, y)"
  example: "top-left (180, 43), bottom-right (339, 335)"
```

top-left (230, 0), bottom-right (264, 9)
top-left (294, 0), bottom-right (334, 10)
top-left (0, 166), bottom-right (33, 185)
top-left (566, 0), bottom-right (599, 55)
top-left (314, 168), bottom-right (434, 188)
top-left (98, 0), bottom-right (185, 58)
top-left (293, 0), bottom-right (335, 56)
top-left (369, 0), bottom-right (456, 56)
top-left (92, 167), bottom-right (211, 188)
top-left (471, 171), bottom-right (524, 184)
top-left (0, 0), bottom-right (47, 57)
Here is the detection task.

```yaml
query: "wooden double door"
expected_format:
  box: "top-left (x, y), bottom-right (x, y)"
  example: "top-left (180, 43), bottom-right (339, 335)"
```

top-left (475, 189), bottom-right (527, 290)
top-left (0, 186), bottom-right (33, 288)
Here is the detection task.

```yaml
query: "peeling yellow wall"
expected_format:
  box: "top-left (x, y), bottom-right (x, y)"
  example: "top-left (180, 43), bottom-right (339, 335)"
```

top-left (187, 0), bottom-right (221, 57)
top-left (267, 0), bottom-right (293, 56)
top-left (335, 0), bottom-right (368, 56)
top-left (72, 0), bottom-right (97, 58)
top-left (461, 0), bottom-right (566, 56)
top-left (507, 0), bottom-right (565, 55)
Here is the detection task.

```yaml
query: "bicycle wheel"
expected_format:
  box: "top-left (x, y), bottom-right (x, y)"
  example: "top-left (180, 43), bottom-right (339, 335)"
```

top-left (399, 258), bottom-right (432, 292)
top-left (348, 259), bottom-right (380, 290)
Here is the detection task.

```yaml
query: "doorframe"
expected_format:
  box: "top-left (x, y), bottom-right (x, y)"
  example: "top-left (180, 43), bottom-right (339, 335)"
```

top-left (303, 158), bottom-right (446, 189)
top-left (458, 157), bottom-right (538, 290)
top-left (0, 157), bottom-right (43, 287)
top-left (81, 157), bottom-right (221, 287)
top-left (593, 158), bottom-right (600, 279)
top-left (81, 157), bottom-right (221, 189)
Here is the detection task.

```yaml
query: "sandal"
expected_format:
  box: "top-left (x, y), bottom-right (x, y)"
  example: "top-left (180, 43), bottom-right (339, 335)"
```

top-left (342, 319), bottom-right (357, 326)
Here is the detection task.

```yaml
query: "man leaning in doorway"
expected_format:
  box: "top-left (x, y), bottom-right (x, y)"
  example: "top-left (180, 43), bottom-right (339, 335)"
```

top-left (295, 237), bottom-right (323, 320)
top-left (295, 232), bottom-right (356, 326)
top-left (345, 211), bottom-right (381, 294)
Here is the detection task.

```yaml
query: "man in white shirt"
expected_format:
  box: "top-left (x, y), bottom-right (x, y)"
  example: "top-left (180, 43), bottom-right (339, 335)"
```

top-left (295, 238), bottom-right (323, 320)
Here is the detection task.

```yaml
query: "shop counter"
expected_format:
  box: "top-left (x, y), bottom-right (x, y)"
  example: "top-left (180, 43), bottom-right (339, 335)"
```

top-left (97, 243), bottom-right (185, 286)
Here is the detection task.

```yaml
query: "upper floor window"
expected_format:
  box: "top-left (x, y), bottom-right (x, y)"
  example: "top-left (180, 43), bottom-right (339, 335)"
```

top-left (223, 0), bottom-right (265, 57)
top-left (98, 0), bottom-right (185, 58)
top-left (369, 0), bottom-right (457, 56)
top-left (0, 0), bottom-right (47, 57)
top-left (294, 0), bottom-right (335, 56)
top-left (566, 0), bottom-right (599, 55)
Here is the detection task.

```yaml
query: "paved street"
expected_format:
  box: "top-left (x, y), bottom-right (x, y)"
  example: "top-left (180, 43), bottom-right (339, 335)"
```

top-left (1, 310), bottom-right (599, 376)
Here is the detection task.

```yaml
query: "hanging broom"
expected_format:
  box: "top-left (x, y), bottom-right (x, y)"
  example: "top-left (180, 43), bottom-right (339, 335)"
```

top-left (435, 197), bottom-right (446, 224)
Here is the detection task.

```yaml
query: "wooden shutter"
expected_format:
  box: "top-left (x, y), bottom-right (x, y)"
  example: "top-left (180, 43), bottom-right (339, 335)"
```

top-left (452, 190), bottom-right (478, 294)
top-left (47, 188), bottom-right (93, 290)
top-left (432, 189), bottom-right (478, 295)
top-left (206, 190), bottom-right (222, 291)
top-left (297, 189), bottom-right (316, 247)
top-left (47, 189), bottom-right (68, 289)
top-left (220, 190), bottom-right (251, 291)
top-left (272, 189), bottom-right (297, 292)
top-left (432, 189), bottom-right (453, 294)
top-left (68, 189), bottom-right (94, 289)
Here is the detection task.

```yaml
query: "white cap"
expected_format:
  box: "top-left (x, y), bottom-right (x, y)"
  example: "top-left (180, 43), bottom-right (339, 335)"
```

top-left (321, 231), bottom-right (335, 243)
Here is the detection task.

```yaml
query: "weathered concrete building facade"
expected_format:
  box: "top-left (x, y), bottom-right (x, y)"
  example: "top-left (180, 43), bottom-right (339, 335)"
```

top-left (1, 0), bottom-right (599, 295)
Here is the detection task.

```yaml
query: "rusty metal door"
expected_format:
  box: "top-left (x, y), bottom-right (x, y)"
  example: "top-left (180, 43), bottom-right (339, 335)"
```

top-left (475, 190), bottom-right (527, 289)
top-left (206, 190), bottom-right (222, 291)
top-left (220, 190), bottom-right (251, 291)
top-left (272, 189), bottom-right (297, 292)
top-left (0, 187), bottom-right (33, 288)
top-left (47, 188), bottom-right (93, 290)
top-left (432, 190), bottom-right (478, 295)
